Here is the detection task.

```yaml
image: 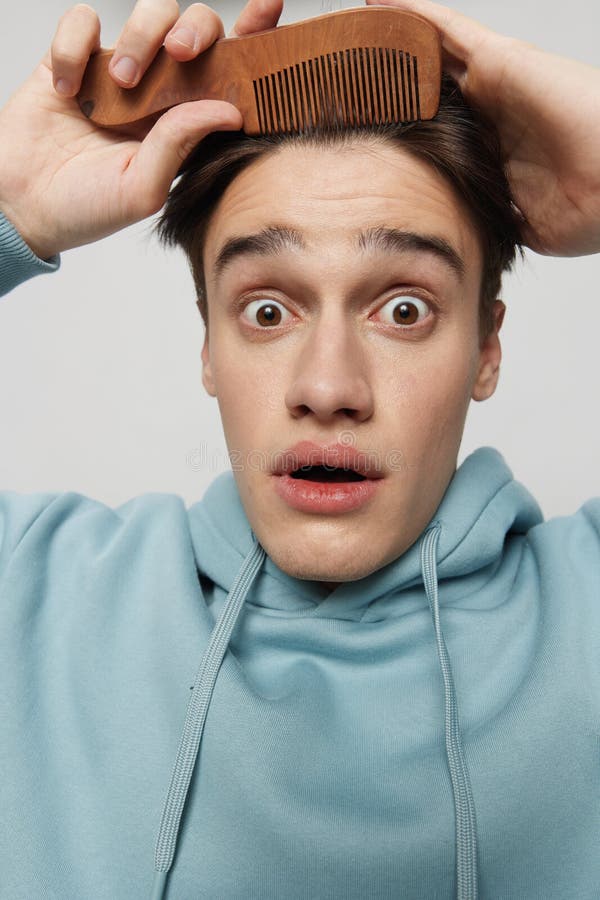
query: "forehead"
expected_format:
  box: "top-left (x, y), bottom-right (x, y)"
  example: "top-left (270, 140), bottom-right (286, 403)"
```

top-left (203, 139), bottom-right (483, 277)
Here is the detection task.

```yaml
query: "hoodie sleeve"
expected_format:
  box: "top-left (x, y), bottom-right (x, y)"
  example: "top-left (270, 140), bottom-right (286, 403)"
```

top-left (0, 212), bottom-right (63, 558)
top-left (528, 498), bottom-right (600, 729)
top-left (0, 210), bottom-right (60, 296)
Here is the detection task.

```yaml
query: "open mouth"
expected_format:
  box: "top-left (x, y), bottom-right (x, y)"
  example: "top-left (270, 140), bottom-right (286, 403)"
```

top-left (289, 465), bottom-right (366, 483)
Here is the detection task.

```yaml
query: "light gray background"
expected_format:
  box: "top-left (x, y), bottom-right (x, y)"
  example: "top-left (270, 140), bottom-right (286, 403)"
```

top-left (1, 0), bottom-right (598, 516)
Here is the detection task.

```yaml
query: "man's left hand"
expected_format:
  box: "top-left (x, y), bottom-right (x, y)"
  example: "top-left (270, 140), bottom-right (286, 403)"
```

top-left (367, 0), bottom-right (600, 257)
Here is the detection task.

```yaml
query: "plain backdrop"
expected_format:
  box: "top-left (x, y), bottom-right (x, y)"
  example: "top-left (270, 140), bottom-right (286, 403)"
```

top-left (1, 0), bottom-right (599, 518)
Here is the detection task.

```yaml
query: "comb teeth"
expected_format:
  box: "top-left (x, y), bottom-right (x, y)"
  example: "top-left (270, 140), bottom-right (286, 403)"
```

top-left (253, 48), bottom-right (421, 134)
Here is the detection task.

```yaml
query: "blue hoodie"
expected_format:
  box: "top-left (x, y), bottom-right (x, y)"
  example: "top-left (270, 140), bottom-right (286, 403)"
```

top-left (1, 212), bottom-right (600, 900)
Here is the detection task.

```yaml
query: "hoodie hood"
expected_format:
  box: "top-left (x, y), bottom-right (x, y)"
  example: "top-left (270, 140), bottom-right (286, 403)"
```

top-left (189, 446), bottom-right (543, 620)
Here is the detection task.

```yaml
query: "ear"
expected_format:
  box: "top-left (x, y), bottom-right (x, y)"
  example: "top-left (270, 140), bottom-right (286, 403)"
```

top-left (472, 300), bottom-right (506, 402)
top-left (201, 330), bottom-right (217, 397)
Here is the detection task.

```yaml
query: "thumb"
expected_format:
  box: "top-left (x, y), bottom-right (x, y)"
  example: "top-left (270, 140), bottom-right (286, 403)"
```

top-left (120, 100), bottom-right (243, 222)
top-left (365, 0), bottom-right (499, 84)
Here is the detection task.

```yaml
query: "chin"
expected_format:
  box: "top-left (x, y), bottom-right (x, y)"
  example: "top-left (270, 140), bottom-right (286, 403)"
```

top-left (264, 537), bottom-right (389, 585)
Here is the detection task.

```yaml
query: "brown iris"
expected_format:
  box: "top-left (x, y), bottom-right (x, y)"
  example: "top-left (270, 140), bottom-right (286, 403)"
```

top-left (393, 301), bottom-right (420, 326)
top-left (256, 304), bottom-right (282, 326)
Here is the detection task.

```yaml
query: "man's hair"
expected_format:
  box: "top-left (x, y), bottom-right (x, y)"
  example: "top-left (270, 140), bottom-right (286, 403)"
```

top-left (156, 75), bottom-right (523, 339)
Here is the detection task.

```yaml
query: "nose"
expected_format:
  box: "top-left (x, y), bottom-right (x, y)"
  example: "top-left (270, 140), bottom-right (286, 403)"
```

top-left (284, 313), bottom-right (374, 425)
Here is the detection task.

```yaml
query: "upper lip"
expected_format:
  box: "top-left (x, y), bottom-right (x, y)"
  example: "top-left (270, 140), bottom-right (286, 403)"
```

top-left (272, 441), bottom-right (384, 478)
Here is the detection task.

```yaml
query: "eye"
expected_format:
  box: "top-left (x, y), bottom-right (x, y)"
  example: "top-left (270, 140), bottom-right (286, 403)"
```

top-left (377, 294), bottom-right (431, 327)
top-left (242, 298), bottom-right (290, 328)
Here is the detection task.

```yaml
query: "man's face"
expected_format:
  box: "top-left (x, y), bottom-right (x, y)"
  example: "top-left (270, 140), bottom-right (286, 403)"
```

top-left (201, 140), bottom-right (502, 587)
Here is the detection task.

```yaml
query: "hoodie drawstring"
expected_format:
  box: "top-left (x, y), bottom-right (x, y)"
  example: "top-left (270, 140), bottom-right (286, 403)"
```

top-left (150, 526), bottom-right (478, 899)
top-left (420, 524), bottom-right (479, 900)
top-left (150, 536), bottom-right (266, 900)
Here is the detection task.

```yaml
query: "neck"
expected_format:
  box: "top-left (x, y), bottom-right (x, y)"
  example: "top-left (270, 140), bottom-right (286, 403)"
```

top-left (320, 581), bottom-right (340, 593)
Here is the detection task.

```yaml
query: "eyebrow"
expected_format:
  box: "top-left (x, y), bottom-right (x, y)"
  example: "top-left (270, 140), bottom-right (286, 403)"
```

top-left (356, 226), bottom-right (465, 280)
top-left (212, 223), bottom-right (465, 281)
top-left (213, 226), bottom-right (305, 278)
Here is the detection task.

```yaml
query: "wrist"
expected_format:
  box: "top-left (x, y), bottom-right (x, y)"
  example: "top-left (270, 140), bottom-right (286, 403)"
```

top-left (0, 200), bottom-right (56, 262)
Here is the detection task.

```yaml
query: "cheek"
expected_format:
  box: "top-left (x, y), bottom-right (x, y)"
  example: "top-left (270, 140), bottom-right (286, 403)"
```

top-left (211, 350), bottom-right (282, 446)
top-left (380, 338), bottom-right (479, 451)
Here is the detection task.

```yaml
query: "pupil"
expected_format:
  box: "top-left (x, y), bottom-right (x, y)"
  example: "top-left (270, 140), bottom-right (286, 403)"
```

top-left (258, 305), bottom-right (281, 326)
top-left (394, 302), bottom-right (418, 325)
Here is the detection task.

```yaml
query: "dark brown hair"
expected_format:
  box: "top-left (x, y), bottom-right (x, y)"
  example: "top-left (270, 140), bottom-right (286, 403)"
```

top-left (156, 75), bottom-right (523, 338)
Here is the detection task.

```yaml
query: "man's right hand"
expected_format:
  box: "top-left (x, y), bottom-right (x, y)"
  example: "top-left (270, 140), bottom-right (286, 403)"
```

top-left (0, 0), bottom-right (283, 261)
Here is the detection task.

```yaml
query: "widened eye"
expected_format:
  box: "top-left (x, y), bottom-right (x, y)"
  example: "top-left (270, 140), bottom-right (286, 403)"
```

top-left (377, 295), bottom-right (431, 326)
top-left (242, 299), bottom-right (290, 328)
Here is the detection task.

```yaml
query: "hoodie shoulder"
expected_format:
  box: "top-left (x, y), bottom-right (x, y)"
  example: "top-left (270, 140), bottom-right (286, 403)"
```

top-left (0, 488), bottom-right (190, 584)
top-left (528, 496), bottom-right (600, 551)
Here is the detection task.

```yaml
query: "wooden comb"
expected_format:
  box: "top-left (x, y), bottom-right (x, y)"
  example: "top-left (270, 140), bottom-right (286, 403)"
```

top-left (77, 7), bottom-right (441, 134)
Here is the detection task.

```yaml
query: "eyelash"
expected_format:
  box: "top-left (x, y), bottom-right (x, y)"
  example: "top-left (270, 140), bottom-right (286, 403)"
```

top-left (239, 293), bottom-right (435, 331)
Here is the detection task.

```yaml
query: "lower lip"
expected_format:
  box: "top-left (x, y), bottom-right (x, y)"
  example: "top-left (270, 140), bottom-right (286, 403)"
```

top-left (273, 473), bottom-right (382, 514)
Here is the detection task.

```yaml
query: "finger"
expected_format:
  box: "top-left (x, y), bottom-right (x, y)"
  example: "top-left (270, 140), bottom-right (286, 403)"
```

top-left (50, 4), bottom-right (101, 97)
top-left (110, 0), bottom-right (179, 88)
top-left (164, 3), bottom-right (224, 62)
top-left (122, 100), bottom-right (243, 220)
top-left (230, 0), bottom-right (284, 38)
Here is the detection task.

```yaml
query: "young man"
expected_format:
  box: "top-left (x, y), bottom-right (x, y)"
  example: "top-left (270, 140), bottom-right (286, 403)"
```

top-left (0, 1), bottom-right (599, 898)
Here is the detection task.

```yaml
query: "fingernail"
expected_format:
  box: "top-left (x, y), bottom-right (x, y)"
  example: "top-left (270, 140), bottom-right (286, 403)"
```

top-left (112, 56), bottom-right (139, 85)
top-left (168, 26), bottom-right (198, 51)
top-left (55, 78), bottom-right (73, 96)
